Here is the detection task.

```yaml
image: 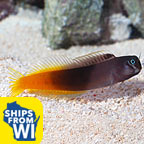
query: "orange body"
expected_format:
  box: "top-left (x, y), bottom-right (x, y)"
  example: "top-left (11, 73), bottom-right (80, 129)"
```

top-left (20, 72), bottom-right (52, 89)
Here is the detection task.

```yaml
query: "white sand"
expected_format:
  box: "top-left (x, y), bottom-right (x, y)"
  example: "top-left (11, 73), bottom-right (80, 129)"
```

top-left (0, 9), bottom-right (144, 144)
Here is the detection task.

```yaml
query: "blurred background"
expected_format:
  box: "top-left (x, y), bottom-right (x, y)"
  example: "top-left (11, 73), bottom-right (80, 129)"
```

top-left (0, 0), bottom-right (144, 49)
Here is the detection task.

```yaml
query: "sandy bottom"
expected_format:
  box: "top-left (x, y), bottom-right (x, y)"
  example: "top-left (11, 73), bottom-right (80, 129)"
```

top-left (0, 9), bottom-right (144, 144)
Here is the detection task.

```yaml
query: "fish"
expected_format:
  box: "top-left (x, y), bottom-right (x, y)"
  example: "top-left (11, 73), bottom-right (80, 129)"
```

top-left (9, 51), bottom-right (142, 98)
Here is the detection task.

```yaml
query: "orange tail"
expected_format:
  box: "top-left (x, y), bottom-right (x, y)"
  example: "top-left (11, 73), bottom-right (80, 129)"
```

top-left (8, 67), bottom-right (25, 97)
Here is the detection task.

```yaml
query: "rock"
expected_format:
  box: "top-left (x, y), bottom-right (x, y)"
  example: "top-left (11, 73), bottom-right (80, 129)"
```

top-left (123, 0), bottom-right (144, 37)
top-left (42, 0), bottom-right (103, 49)
top-left (14, 0), bottom-right (44, 9)
top-left (99, 0), bottom-right (131, 43)
top-left (24, 0), bottom-right (44, 8)
top-left (42, 0), bottom-right (143, 49)
top-left (109, 14), bottom-right (131, 41)
top-left (0, 0), bottom-right (15, 21)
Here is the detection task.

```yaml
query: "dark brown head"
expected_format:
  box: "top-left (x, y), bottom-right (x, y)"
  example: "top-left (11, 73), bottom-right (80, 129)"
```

top-left (113, 55), bottom-right (142, 82)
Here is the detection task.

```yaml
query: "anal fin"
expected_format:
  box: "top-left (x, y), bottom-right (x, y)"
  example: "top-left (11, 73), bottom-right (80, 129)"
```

top-left (28, 89), bottom-right (86, 99)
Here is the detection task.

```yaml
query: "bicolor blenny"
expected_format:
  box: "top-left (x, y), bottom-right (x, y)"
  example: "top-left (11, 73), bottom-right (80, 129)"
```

top-left (9, 51), bottom-right (142, 98)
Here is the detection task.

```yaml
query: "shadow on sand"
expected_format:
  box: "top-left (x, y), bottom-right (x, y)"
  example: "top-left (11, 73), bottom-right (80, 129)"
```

top-left (77, 79), bottom-right (144, 102)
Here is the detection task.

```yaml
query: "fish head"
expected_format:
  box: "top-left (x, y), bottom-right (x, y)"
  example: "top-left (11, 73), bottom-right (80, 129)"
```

top-left (118, 55), bottom-right (142, 78)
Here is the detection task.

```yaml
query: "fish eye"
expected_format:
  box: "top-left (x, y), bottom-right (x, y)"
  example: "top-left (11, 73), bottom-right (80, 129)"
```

top-left (129, 59), bottom-right (135, 65)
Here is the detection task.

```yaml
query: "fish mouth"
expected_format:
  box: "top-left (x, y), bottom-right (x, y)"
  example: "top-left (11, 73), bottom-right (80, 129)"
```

top-left (130, 64), bottom-right (141, 74)
top-left (134, 68), bottom-right (140, 74)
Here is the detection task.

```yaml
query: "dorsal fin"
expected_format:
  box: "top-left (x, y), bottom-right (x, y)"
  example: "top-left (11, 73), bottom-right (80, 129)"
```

top-left (27, 55), bottom-right (75, 75)
top-left (27, 52), bottom-right (115, 75)
top-left (73, 52), bottom-right (115, 67)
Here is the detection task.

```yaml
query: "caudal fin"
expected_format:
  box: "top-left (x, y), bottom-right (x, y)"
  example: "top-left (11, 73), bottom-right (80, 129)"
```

top-left (8, 67), bottom-right (24, 97)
